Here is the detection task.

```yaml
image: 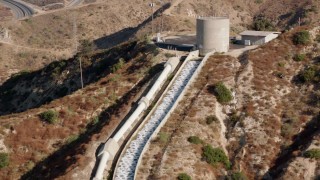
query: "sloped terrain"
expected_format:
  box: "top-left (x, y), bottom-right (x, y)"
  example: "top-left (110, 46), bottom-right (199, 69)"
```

top-left (0, 40), bottom-right (169, 179)
top-left (0, 0), bottom-right (319, 85)
top-left (138, 26), bottom-right (320, 179)
top-left (0, 0), bottom-right (319, 179)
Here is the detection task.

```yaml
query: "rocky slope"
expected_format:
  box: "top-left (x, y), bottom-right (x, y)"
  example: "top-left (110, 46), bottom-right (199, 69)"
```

top-left (138, 26), bottom-right (320, 179)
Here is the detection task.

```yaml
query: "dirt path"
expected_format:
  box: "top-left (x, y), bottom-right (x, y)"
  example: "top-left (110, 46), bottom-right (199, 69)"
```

top-left (215, 103), bottom-right (228, 154)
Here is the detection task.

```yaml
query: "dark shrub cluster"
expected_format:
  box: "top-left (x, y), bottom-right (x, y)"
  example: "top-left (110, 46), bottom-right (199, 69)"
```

top-left (202, 145), bottom-right (231, 168)
top-left (304, 149), bottom-right (320, 159)
top-left (0, 153), bottom-right (9, 169)
top-left (206, 115), bottom-right (218, 125)
top-left (177, 173), bottom-right (191, 180)
top-left (187, 136), bottom-right (203, 144)
top-left (214, 82), bottom-right (233, 104)
top-left (39, 110), bottom-right (59, 124)
top-left (292, 31), bottom-right (311, 45)
top-left (293, 54), bottom-right (306, 62)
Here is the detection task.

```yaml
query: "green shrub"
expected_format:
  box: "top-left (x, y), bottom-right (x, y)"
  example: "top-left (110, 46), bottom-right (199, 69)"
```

top-left (206, 115), bottom-right (218, 125)
top-left (293, 54), bottom-right (306, 62)
top-left (177, 173), bottom-right (191, 180)
top-left (202, 145), bottom-right (230, 168)
top-left (67, 134), bottom-right (79, 144)
top-left (229, 171), bottom-right (248, 180)
top-left (158, 132), bottom-right (169, 143)
top-left (278, 62), bottom-right (285, 67)
top-left (304, 149), bottom-right (320, 159)
top-left (0, 153), bottom-right (9, 168)
top-left (229, 112), bottom-right (241, 125)
top-left (214, 82), bottom-right (233, 104)
top-left (110, 58), bottom-right (125, 73)
top-left (187, 136), bottom-right (203, 144)
top-left (255, 0), bottom-right (263, 4)
top-left (292, 31), bottom-right (311, 45)
top-left (91, 116), bottom-right (99, 126)
top-left (39, 110), bottom-right (59, 124)
top-left (300, 66), bottom-right (317, 83)
top-left (252, 17), bottom-right (274, 31)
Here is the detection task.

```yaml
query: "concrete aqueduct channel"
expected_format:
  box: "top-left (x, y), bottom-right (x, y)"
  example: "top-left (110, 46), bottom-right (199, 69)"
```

top-left (112, 50), bottom-right (213, 180)
top-left (114, 59), bottom-right (201, 179)
top-left (93, 50), bottom-right (213, 180)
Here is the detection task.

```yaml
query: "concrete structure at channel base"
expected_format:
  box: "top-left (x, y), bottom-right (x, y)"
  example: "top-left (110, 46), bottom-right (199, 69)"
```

top-left (196, 17), bottom-right (230, 56)
top-left (93, 57), bottom-right (180, 180)
top-left (240, 30), bottom-right (281, 46)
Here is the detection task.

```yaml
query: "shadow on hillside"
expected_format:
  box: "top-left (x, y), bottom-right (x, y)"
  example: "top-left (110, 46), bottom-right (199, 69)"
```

top-left (0, 42), bottom-right (138, 116)
top-left (20, 61), bottom-right (163, 180)
top-left (94, 2), bottom-right (171, 49)
top-left (263, 114), bottom-right (320, 179)
top-left (0, 3), bottom-right (171, 116)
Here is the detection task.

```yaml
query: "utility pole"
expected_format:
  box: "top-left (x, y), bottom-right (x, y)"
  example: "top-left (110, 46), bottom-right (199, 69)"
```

top-left (212, 0), bottom-right (215, 17)
top-left (73, 15), bottom-right (84, 89)
top-left (150, 2), bottom-right (155, 35)
top-left (160, 1), bottom-right (164, 34)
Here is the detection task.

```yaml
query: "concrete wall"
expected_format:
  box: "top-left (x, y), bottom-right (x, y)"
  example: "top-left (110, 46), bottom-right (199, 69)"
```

top-left (130, 51), bottom-right (200, 179)
top-left (241, 33), bottom-right (279, 45)
top-left (197, 17), bottom-right (229, 56)
top-left (93, 57), bottom-right (180, 180)
top-left (241, 35), bottom-right (265, 45)
top-left (265, 33), bottom-right (279, 43)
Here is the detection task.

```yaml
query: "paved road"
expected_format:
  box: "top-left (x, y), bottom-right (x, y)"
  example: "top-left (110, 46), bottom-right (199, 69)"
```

top-left (66, 0), bottom-right (83, 7)
top-left (0, 0), bottom-right (34, 19)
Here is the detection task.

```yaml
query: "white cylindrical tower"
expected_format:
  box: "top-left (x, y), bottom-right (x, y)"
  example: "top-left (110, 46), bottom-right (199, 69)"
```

top-left (196, 17), bottom-right (230, 56)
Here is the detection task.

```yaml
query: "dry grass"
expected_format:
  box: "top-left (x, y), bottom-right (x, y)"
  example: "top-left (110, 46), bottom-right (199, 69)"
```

top-left (0, 40), bottom-right (166, 179)
top-left (137, 55), bottom-right (238, 179)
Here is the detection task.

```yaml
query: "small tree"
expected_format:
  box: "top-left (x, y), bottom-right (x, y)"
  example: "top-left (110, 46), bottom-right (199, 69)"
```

top-left (304, 149), bottom-right (320, 159)
top-left (293, 54), bottom-right (306, 62)
top-left (110, 58), bottom-right (125, 73)
top-left (177, 173), bottom-right (191, 180)
top-left (0, 153), bottom-right (9, 169)
top-left (229, 171), bottom-right (248, 180)
top-left (187, 136), bottom-right (203, 144)
top-left (300, 66), bottom-right (317, 83)
top-left (206, 115), bottom-right (218, 125)
top-left (39, 110), bottom-right (59, 124)
top-left (252, 17), bottom-right (274, 31)
top-left (292, 31), bottom-right (311, 45)
top-left (214, 82), bottom-right (233, 104)
top-left (202, 145), bottom-right (231, 169)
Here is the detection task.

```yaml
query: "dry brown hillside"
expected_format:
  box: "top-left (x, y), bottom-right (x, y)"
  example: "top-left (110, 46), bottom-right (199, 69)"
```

top-left (0, 0), bottom-right (319, 179)
top-left (1, 0), bottom-right (320, 84)
top-left (138, 26), bottom-right (320, 179)
top-left (0, 39), bottom-right (173, 179)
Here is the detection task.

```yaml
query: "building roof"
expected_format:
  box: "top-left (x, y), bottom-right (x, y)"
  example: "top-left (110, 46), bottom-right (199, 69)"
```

top-left (240, 30), bottom-right (281, 37)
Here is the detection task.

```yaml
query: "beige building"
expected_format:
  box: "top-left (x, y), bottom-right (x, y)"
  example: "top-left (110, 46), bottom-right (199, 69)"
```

top-left (240, 30), bottom-right (281, 46)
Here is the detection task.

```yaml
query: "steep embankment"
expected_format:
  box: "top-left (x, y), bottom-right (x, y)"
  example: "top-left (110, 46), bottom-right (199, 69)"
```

top-left (2, 0), bottom-right (320, 84)
top-left (0, 40), bottom-right (168, 179)
top-left (137, 26), bottom-right (320, 179)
